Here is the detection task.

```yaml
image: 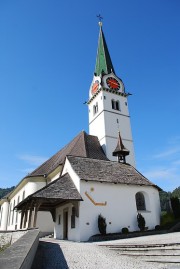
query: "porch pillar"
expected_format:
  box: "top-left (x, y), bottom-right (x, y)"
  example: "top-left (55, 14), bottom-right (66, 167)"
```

top-left (20, 209), bottom-right (25, 229)
top-left (28, 203), bottom-right (34, 228)
top-left (23, 208), bottom-right (28, 228)
top-left (33, 202), bottom-right (41, 228)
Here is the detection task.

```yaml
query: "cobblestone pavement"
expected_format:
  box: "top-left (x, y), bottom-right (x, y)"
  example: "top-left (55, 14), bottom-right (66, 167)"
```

top-left (32, 232), bottom-right (180, 269)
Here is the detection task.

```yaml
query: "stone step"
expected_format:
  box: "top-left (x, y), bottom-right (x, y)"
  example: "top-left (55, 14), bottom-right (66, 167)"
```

top-left (101, 243), bottom-right (180, 249)
top-left (118, 253), bottom-right (180, 263)
top-left (111, 249), bottom-right (180, 255)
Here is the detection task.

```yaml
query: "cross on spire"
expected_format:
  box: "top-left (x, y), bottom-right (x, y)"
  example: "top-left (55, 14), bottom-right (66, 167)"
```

top-left (97, 14), bottom-right (103, 26)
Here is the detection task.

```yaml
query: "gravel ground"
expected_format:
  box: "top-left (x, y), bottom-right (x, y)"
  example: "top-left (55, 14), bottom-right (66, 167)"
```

top-left (32, 232), bottom-right (180, 269)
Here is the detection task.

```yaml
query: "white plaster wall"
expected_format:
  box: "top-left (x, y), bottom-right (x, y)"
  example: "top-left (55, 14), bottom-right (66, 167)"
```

top-left (36, 211), bottom-right (54, 232)
top-left (54, 203), bottom-right (80, 242)
top-left (79, 181), bottom-right (161, 241)
top-left (0, 201), bottom-right (9, 230)
top-left (7, 181), bottom-right (46, 231)
top-left (62, 158), bottom-right (81, 192)
top-left (88, 90), bottom-right (136, 167)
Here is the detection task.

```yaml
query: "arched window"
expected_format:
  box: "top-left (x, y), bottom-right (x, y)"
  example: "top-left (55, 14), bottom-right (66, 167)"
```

top-left (111, 99), bottom-right (115, 109)
top-left (116, 101), bottom-right (120, 110)
top-left (136, 192), bottom-right (146, 211)
top-left (93, 102), bottom-right (98, 115)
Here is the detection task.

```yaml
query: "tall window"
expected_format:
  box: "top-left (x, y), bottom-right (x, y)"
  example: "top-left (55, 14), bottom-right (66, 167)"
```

top-left (7, 204), bottom-right (11, 226)
top-left (0, 207), bottom-right (3, 227)
top-left (15, 196), bottom-right (20, 224)
top-left (136, 192), bottom-right (146, 211)
top-left (11, 200), bottom-right (15, 225)
top-left (22, 190), bottom-right (25, 200)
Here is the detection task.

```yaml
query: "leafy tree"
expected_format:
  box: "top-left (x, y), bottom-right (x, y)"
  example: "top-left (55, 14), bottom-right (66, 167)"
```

top-left (172, 187), bottom-right (180, 198)
top-left (159, 191), bottom-right (171, 211)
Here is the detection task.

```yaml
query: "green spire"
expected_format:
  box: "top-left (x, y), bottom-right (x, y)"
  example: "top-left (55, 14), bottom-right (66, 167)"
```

top-left (95, 23), bottom-right (115, 76)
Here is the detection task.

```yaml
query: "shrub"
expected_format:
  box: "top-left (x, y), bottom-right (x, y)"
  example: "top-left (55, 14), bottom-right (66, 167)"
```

top-left (137, 213), bottom-right (145, 231)
top-left (161, 212), bottom-right (174, 226)
top-left (98, 214), bottom-right (107, 235)
top-left (121, 227), bottom-right (129, 234)
top-left (170, 197), bottom-right (180, 219)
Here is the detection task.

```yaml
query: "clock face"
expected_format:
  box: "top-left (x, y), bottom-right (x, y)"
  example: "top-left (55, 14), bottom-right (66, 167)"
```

top-left (91, 80), bottom-right (99, 94)
top-left (106, 77), bottom-right (120, 90)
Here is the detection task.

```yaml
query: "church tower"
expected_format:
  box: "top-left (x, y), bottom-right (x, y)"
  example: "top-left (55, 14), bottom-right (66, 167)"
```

top-left (88, 21), bottom-right (136, 167)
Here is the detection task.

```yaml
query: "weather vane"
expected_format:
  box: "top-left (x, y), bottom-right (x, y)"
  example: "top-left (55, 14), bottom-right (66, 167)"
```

top-left (97, 14), bottom-right (103, 26)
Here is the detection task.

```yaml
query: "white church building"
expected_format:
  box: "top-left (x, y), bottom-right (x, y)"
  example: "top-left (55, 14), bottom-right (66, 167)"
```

top-left (0, 22), bottom-right (161, 242)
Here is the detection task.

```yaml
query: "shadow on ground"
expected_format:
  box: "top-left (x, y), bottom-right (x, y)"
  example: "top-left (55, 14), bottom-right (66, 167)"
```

top-left (31, 241), bottom-right (69, 269)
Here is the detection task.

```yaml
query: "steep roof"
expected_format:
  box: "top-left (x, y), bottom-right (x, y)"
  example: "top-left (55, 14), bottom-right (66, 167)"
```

top-left (29, 131), bottom-right (108, 177)
top-left (67, 155), bottom-right (159, 189)
top-left (95, 24), bottom-right (115, 76)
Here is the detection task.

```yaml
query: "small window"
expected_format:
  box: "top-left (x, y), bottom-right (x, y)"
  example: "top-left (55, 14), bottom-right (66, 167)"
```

top-left (71, 207), bottom-right (76, 229)
top-left (58, 215), bottom-right (61, 225)
top-left (136, 192), bottom-right (146, 211)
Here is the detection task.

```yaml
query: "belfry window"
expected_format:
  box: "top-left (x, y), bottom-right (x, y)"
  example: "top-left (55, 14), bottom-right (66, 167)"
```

top-left (111, 99), bottom-right (120, 111)
top-left (136, 192), bottom-right (146, 211)
top-left (93, 102), bottom-right (98, 115)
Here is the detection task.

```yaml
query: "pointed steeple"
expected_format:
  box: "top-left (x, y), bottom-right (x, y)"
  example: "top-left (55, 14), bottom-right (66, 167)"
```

top-left (113, 132), bottom-right (130, 163)
top-left (95, 22), bottom-right (115, 76)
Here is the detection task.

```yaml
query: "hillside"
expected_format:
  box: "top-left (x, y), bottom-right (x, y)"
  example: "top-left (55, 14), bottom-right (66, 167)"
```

top-left (0, 187), bottom-right (15, 199)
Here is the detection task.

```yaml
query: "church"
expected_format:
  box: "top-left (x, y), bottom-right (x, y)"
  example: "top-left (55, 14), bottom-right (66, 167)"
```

top-left (0, 22), bottom-right (161, 242)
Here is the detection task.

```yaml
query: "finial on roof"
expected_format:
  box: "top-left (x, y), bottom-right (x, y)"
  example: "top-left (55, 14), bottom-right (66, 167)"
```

top-left (97, 14), bottom-right (103, 26)
top-left (113, 131), bottom-right (130, 163)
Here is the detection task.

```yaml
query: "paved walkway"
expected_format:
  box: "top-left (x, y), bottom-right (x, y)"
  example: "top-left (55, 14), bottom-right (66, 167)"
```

top-left (32, 232), bottom-right (180, 269)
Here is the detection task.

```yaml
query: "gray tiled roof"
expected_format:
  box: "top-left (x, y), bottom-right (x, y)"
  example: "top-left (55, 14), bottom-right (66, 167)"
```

top-left (67, 156), bottom-right (159, 188)
top-left (32, 173), bottom-right (82, 200)
top-left (15, 173), bottom-right (82, 210)
top-left (29, 131), bottom-right (108, 177)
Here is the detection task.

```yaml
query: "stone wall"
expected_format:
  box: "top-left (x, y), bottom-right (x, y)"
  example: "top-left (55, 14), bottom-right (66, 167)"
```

top-left (0, 229), bottom-right (40, 269)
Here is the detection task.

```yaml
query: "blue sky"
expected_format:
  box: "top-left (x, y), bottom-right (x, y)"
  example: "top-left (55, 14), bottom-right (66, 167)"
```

top-left (0, 0), bottom-right (179, 191)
